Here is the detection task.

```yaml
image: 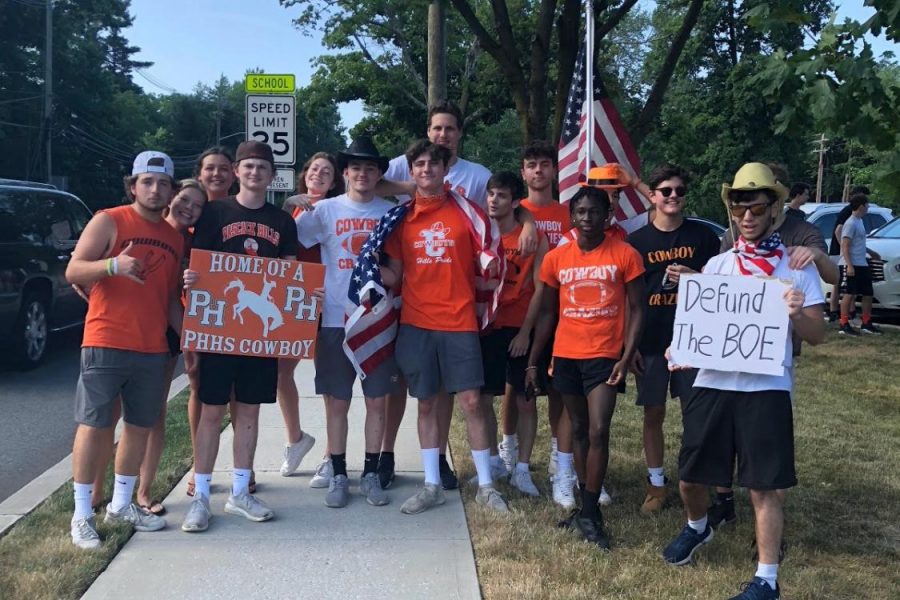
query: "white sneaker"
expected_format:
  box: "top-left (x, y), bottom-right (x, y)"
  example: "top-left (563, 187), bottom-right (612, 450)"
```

top-left (309, 457), bottom-right (333, 489)
top-left (104, 502), bottom-right (166, 532)
top-left (280, 432), bottom-right (316, 476)
top-left (598, 485), bottom-right (612, 506)
top-left (71, 516), bottom-right (101, 549)
top-left (510, 468), bottom-right (540, 497)
top-left (181, 495), bottom-right (211, 532)
top-left (224, 491), bottom-right (274, 522)
top-left (552, 473), bottom-right (576, 509)
top-left (475, 485), bottom-right (510, 513)
top-left (498, 440), bottom-right (518, 474)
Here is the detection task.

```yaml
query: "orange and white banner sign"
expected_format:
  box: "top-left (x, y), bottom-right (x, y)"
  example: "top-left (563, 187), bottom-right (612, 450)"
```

top-left (181, 250), bottom-right (324, 359)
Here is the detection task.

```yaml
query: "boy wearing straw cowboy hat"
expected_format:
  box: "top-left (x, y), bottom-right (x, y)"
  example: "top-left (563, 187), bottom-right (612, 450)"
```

top-left (661, 163), bottom-right (825, 600)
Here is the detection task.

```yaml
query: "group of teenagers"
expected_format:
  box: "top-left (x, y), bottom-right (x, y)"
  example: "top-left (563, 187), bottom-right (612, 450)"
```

top-left (65, 101), bottom-right (836, 600)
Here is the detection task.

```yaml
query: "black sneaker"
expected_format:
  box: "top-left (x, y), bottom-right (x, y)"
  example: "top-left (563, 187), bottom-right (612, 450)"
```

top-left (839, 323), bottom-right (860, 336)
top-left (376, 453), bottom-right (395, 489)
top-left (662, 523), bottom-right (714, 565)
top-left (439, 456), bottom-right (459, 490)
top-left (556, 508), bottom-right (579, 530)
top-left (825, 310), bottom-right (839, 323)
top-left (860, 322), bottom-right (883, 335)
top-left (727, 577), bottom-right (780, 599)
top-left (574, 514), bottom-right (611, 550)
top-left (708, 496), bottom-right (737, 528)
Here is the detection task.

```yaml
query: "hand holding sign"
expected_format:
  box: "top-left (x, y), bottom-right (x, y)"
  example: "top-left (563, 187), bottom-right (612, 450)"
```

top-left (669, 273), bottom-right (791, 376)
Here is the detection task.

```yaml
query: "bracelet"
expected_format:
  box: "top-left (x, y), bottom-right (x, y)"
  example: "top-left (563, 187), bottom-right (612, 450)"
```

top-left (106, 258), bottom-right (114, 276)
top-left (111, 256), bottom-right (119, 275)
top-left (525, 366), bottom-right (538, 371)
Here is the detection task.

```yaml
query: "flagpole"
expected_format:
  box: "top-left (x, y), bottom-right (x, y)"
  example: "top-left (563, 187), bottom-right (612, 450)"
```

top-left (584, 0), bottom-right (594, 180)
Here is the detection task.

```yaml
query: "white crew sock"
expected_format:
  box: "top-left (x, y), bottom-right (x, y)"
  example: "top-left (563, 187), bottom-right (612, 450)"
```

top-left (755, 562), bottom-right (778, 590)
top-left (551, 437), bottom-right (558, 452)
top-left (422, 448), bottom-right (440, 485)
top-left (648, 466), bottom-right (665, 487)
top-left (502, 433), bottom-right (518, 447)
top-left (515, 462), bottom-right (530, 474)
top-left (471, 448), bottom-right (493, 486)
top-left (73, 482), bottom-right (94, 520)
top-left (688, 515), bottom-right (708, 533)
top-left (232, 468), bottom-right (252, 496)
top-left (557, 451), bottom-right (574, 478)
top-left (194, 472), bottom-right (212, 499)
top-left (110, 474), bottom-right (137, 513)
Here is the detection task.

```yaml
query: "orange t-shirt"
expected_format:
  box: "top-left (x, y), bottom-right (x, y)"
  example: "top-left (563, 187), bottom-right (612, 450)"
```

top-left (520, 199), bottom-right (570, 247)
top-left (494, 224), bottom-right (539, 329)
top-left (540, 236), bottom-right (644, 359)
top-left (384, 195), bottom-right (478, 332)
top-left (82, 205), bottom-right (184, 353)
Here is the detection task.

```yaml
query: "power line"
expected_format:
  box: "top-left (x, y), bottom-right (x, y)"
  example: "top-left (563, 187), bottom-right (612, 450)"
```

top-left (0, 119), bottom-right (42, 128)
top-left (0, 95), bottom-right (43, 105)
top-left (134, 68), bottom-right (178, 94)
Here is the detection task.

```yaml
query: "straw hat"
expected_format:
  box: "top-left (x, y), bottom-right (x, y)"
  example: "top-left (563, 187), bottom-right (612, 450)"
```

top-left (721, 162), bottom-right (789, 207)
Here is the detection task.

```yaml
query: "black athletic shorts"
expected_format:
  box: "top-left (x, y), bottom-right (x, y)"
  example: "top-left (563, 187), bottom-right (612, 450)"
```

top-left (480, 327), bottom-right (528, 395)
top-left (844, 265), bottom-right (874, 296)
top-left (552, 357), bottom-right (617, 397)
top-left (197, 352), bottom-right (278, 405)
top-left (166, 327), bottom-right (182, 357)
top-left (678, 387), bottom-right (796, 490)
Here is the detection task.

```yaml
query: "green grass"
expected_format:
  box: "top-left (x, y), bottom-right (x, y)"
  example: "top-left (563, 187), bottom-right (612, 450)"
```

top-left (450, 330), bottom-right (900, 600)
top-left (0, 390), bottom-right (195, 600)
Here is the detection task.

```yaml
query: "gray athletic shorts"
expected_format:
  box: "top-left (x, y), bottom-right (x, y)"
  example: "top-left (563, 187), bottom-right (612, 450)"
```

top-left (314, 327), bottom-right (399, 401)
top-left (635, 353), bottom-right (697, 406)
top-left (394, 324), bottom-right (483, 399)
top-left (74, 347), bottom-right (169, 428)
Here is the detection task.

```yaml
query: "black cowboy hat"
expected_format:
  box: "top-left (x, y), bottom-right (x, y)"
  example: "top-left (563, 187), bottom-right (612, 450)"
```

top-left (336, 135), bottom-right (389, 172)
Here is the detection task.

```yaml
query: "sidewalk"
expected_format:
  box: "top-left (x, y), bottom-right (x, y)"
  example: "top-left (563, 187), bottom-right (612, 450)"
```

top-left (83, 359), bottom-right (481, 600)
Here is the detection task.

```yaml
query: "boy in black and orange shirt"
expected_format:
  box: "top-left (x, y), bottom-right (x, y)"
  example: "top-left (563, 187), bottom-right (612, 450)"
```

top-left (526, 186), bottom-right (645, 549)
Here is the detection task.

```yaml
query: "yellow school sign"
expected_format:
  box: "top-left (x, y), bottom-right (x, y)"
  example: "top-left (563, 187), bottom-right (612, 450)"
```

top-left (245, 74), bottom-right (296, 94)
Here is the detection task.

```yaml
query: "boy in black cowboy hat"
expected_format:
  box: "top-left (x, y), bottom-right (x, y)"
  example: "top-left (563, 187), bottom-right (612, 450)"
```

top-left (295, 135), bottom-right (399, 508)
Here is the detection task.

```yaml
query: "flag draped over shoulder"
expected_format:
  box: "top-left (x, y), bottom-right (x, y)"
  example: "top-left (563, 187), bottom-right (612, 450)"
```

top-left (343, 190), bottom-right (505, 378)
top-left (557, 41), bottom-right (649, 221)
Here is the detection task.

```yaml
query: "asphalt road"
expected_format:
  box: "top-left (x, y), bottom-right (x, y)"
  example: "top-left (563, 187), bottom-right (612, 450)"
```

top-left (0, 328), bottom-right (183, 504)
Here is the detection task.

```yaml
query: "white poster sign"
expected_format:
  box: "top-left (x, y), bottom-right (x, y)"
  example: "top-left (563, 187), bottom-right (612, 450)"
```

top-left (670, 274), bottom-right (790, 376)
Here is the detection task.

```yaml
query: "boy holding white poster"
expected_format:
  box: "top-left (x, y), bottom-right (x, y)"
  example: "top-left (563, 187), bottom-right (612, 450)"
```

top-left (661, 163), bottom-right (825, 600)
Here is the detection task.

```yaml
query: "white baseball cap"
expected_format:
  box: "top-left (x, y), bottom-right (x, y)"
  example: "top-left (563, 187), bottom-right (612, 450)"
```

top-left (132, 151), bottom-right (175, 177)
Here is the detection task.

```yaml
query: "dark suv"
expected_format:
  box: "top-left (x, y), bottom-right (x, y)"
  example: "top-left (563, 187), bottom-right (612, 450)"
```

top-left (0, 179), bottom-right (93, 369)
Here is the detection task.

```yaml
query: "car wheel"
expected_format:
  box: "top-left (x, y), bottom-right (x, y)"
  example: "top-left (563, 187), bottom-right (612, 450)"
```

top-left (13, 294), bottom-right (49, 369)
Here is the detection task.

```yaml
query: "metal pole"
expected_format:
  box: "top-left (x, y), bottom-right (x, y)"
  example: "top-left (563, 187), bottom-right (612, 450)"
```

top-left (584, 0), bottom-right (594, 179)
top-left (45, 0), bottom-right (53, 183)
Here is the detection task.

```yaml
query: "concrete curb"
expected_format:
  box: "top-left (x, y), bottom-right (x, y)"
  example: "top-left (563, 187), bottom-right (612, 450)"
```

top-left (0, 373), bottom-right (190, 538)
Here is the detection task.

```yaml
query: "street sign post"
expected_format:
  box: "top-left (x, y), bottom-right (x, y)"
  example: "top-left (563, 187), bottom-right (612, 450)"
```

top-left (245, 94), bottom-right (296, 166)
top-left (268, 168), bottom-right (296, 193)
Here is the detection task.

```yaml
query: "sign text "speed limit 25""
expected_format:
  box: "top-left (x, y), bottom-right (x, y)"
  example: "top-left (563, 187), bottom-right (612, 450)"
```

top-left (246, 94), bottom-right (295, 166)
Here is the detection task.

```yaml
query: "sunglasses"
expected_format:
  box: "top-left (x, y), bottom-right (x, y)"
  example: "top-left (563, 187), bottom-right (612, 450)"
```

top-left (729, 200), bottom-right (775, 218)
top-left (654, 186), bottom-right (687, 198)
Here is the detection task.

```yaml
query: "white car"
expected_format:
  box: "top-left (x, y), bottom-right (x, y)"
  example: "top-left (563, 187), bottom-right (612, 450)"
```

top-left (866, 217), bottom-right (900, 310)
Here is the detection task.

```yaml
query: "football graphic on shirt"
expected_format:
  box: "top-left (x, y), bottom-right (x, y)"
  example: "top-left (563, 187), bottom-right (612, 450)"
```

top-left (244, 238), bottom-right (259, 256)
top-left (341, 232), bottom-right (370, 256)
top-left (568, 280), bottom-right (608, 307)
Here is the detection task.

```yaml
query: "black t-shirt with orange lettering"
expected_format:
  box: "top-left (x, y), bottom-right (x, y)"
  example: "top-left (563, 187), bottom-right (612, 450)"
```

top-left (192, 196), bottom-right (299, 258)
top-left (627, 220), bottom-right (720, 354)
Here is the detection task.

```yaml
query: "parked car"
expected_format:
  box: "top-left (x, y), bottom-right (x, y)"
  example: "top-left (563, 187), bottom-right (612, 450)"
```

top-left (799, 202), bottom-right (893, 249)
top-left (0, 179), bottom-right (93, 368)
top-left (865, 216), bottom-right (900, 310)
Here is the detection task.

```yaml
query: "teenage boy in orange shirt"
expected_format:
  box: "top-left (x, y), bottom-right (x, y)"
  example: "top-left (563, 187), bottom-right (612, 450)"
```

top-left (526, 186), bottom-right (645, 549)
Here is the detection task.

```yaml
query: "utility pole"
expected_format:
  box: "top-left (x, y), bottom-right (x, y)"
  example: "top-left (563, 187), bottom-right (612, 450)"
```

top-left (45, 0), bottom-right (53, 183)
top-left (841, 142), bottom-right (853, 201)
top-left (427, 1), bottom-right (447, 107)
top-left (812, 133), bottom-right (828, 203)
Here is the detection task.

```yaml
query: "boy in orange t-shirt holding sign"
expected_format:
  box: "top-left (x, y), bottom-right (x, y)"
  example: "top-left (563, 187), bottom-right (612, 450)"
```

top-left (526, 186), bottom-right (645, 550)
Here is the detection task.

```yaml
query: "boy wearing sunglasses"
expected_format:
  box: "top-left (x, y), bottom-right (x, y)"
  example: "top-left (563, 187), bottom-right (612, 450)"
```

top-left (661, 163), bottom-right (825, 600)
top-left (625, 164), bottom-right (719, 515)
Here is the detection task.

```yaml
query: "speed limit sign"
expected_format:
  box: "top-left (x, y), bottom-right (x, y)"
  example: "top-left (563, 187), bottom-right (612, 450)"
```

top-left (245, 94), bottom-right (295, 165)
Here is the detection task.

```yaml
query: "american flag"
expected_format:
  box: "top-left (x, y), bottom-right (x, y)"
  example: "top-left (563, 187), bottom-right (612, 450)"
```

top-left (343, 190), bottom-right (505, 378)
top-left (558, 41), bottom-right (648, 221)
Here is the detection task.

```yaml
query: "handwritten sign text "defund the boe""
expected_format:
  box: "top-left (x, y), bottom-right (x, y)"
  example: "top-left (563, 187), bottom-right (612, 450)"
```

top-left (670, 274), bottom-right (790, 376)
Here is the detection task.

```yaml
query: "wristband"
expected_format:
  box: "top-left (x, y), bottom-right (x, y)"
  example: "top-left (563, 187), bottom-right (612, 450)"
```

top-left (105, 258), bottom-right (113, 276)
top-left (525, 366), bottom-right (538, 371)
top-left (111, 256), bottom-right (119, 275)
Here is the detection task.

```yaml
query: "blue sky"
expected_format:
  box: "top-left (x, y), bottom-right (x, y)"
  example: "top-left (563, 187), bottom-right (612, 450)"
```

top-left (126, 0), bottom-right (897, 135)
